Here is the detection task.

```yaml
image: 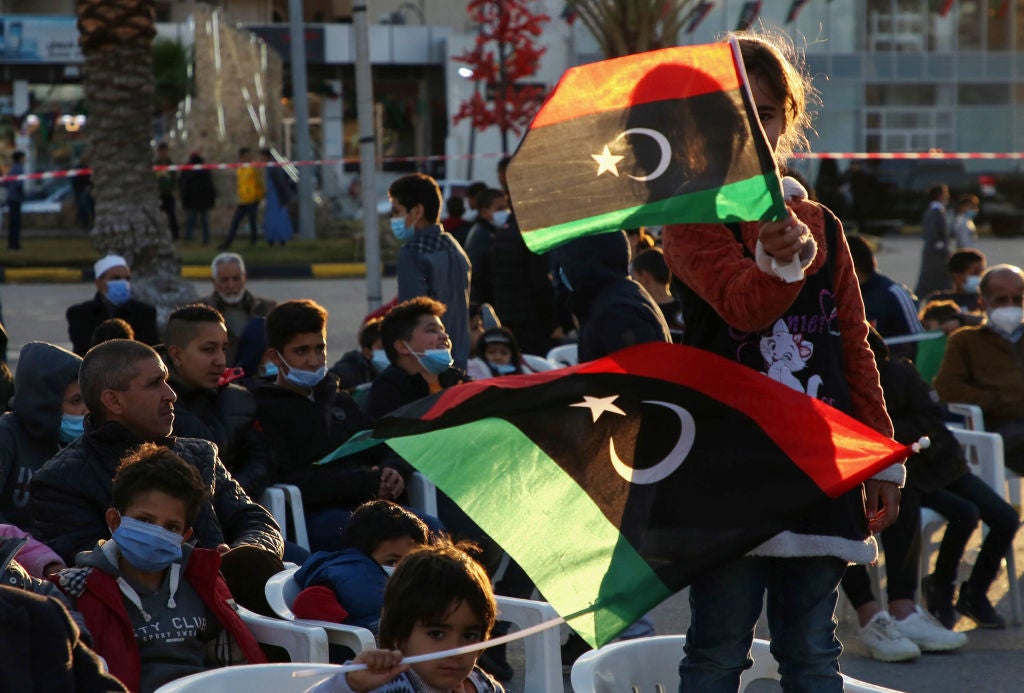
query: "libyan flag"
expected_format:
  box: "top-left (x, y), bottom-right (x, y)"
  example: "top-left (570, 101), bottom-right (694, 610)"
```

top-left (506, 39), bottom-right (787, 254)
top-left (322, 343), bottom-right (912, 647)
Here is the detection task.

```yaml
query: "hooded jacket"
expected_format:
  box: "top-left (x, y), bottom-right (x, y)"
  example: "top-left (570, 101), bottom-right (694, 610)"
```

top-left (0, 342), bottom-right (81, 528)
top-left (29, 420), bottom-right (283, 564)
top-left (294, 547), bottom-right (387, 631)
top-left (56, 541), bottom-right (266, 692)
top-left (551, 231), bottom-right (671, 362)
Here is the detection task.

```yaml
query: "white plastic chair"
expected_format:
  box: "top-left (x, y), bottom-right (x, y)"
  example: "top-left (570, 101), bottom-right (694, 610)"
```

top-left (947, 402), bottom-right (985, 431)
top-left (545, 343), bottom-right (579, 367)
top-left (263, 483), bottom-right (309, 550)
top-left (522, 353), bottom-right (557, 372)
top-left (264, 567), bottom-right (377, 655)
top-left (153, 662), bottom-right (336, 692)
top-left (259, 486), bottom-right (288, 540)
top-left (406, 471), bottom-right (438, 517)
top-left (570, 635), bottom-right (905, 692)
top-left (235, 604), bottom-right (329, 663)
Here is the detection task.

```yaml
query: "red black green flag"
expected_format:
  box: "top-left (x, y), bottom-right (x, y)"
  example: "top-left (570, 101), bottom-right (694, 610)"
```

top-left (506, 39), bottom-right (787, 254)
top-left (323, 343), bottom-right (910, 647)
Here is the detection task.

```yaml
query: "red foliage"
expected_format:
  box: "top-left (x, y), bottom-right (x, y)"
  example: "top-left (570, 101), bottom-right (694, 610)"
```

top-left (452, 0), bottom-right (550, 139)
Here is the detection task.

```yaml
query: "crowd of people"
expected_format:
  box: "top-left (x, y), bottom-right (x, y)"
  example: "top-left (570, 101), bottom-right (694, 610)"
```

top-left (0, 29), bottom-right (1021, 693)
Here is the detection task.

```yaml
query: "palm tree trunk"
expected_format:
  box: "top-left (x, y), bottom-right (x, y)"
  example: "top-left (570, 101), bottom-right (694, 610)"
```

top-left (78, 0), bottom-right (195, 324)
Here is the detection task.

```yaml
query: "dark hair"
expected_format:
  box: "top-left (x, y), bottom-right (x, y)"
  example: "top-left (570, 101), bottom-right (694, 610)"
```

top-left (632, 247), bottom-right (670, 284)
top-left (238, 147), bottom-right (251, 158)
top-left (112, 443), bottom-right (209, 524)
top-left (929, 184), bottom-right (949, 202)
top-left (920, 299), bottom-right (962, 324)
top-left (497, 156), bottom-right (511, 174)
top-left (846, 234), bottom-right (876, 276)
top-left (466, 181), bottom-right (487, 207)
top-left (377, 539), bottom-right (496, 650)
top-left (157, 142), bottom-right (169, 151)
top-left (380, 296), bottom-right (446, 364)
top-left (388, 174), bottom-right (443, 224)
top-left (340, 500), bottom-right (429, 556)
top-left (358, 317), bottom-right (383, 351)
top-left (474, 326), bottom-right (522, 364)
top-left (91, 318), bottom-right (135, 347)
top-left (165, 304), bottom-right (226, 349)
top-left (446, 196), bottom-right (465, 218)
top-left (947, 248), bottom-right (985, 275)
top-left (733, 31), bottom-right (815, 164)
top-left (12, 151), bottom-right (25, 163)
top-left (957, 193), bottom-right (979, 210)
top-left (265, 299), bottom-right (328, 352)
top-left (80, 340), bottom-right (160, 422)
top-left (476, 188), bottom-right (505, 212)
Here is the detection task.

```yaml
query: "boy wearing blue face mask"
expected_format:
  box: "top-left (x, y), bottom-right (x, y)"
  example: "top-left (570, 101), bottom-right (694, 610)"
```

top-left (55, 444), bottom-right (266, 692)
top-left (365, 297), bottom-right (470, 422)
top-left (0, 341), bottom-right (84, 531)
top-left (251, 300), bottom-right (411, 552)
top-left (66, 254), bottom-right (160, 356)
top-left (388, 174), bottom-right (472, 371)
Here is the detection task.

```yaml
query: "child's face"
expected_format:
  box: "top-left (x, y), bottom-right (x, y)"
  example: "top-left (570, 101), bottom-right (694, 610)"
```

top-left (405, 315), bottom-right (451, 354)
top-left (750, 76), bottom-right (785, 152)
top-left (401, 601), bottom-right (486, 689)
top-left (107, 489), bottom-right (191, 538)
top-left (172, 322), bottom-right (229, 390)
top-left (273, 330), bottom-right (328, 375)
top-left (371, 536), bottom-right (420, 567)
top-left (483, 343), bottom-right (512, 365)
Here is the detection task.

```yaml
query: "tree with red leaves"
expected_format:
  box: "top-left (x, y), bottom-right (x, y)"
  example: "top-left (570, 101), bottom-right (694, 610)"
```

top-left (453, 0), bottom-right (550, 155)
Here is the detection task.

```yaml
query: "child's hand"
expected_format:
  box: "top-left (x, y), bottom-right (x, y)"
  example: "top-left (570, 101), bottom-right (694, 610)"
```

top-left (343, 648), bottom-right (408, 692)
top-left (758, 212), bottom-right (809, 264)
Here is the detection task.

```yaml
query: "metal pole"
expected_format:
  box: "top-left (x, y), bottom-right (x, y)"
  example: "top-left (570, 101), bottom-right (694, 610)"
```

top-left (353, 3), bottom-right (382, 311)
top-left (287, 0), bottom-right (315, 240)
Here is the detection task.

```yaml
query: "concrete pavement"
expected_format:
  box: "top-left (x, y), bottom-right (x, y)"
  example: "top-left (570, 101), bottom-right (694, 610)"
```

top-left (6, 236), bottom-right (1024, 691)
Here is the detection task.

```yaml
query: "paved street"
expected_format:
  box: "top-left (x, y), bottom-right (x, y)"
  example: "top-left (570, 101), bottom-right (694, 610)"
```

top-left (5, 235), bottom-right (1024, 690)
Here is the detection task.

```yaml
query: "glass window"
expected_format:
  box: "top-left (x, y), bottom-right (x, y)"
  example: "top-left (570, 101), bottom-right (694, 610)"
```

top-left (832, 55), bottom-right (862, 79)
top-left (987, 1), bottom-right (1011, 50)
top-left (957, 54), bottom-right (986, 79)
top-left (895, 54), bottom-right (924, 78)
top-left (866, 84), bottom-right (938, 106)
top-left (957, 84), bottom-right (1011, 105)
top-left (927, 55), bottom-right (954, 79)
top-left (957, 107), bottom-right (1011, 151)
top-left (958, 0), bottom-right (983, 50)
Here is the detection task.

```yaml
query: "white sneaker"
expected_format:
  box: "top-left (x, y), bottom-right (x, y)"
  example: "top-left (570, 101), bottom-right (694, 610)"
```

top-left (859, 611), bottom-right (921, 662)
top-left (894, 606), bottom-right (968, 652)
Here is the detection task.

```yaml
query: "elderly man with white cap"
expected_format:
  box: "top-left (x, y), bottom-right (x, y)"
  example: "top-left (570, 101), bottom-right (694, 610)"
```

top-left (65, 254), bottom-right (159, 355)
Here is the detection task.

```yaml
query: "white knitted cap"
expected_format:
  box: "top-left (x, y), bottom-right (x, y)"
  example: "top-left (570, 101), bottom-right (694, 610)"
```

top-left (94, 254), bottom-right (128, 279)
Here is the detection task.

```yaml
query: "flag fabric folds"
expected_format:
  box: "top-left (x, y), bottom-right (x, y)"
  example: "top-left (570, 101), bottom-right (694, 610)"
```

top-left (506, 39), bottom-right (787, 255)
top-left (323, 343), bottom-right (911, 647)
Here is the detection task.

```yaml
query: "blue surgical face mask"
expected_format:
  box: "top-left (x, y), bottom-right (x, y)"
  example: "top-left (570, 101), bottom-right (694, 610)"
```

top-left (964, 274), bottom-right (981, 293)
top-left (276, 351), bottom-right (327, 389)
top-left (491, 362), bottom-right (516, 375)
top-left (58, 413), bottom-right (85, 443)
top-left (105, 279), bottom-right (131, 306)
top-left (261, 362), bottom-right (279, 378)
top-left (111, 515), bottom-right (183, 572)
top-left (965, 209), bottom-right (978, 220)
top-left (390, 217), bottom-right (415, 242)
top-left (558, 266), bottom-right (573, 292)
top-left (371, 349), bottom-right (390, 373)
top-left (406, 342), bottom-right (453, 375)
top-left (491, 209), bottom-right (510, 227)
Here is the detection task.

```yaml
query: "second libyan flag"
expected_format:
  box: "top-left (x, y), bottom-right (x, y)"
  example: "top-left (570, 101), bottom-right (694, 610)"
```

top-left (507, 39), bottom-right (788, 254)
top-left (324, 343), bottom-right (912, 648)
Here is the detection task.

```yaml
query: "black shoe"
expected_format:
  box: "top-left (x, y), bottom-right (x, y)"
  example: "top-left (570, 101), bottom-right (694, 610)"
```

top-left (923, 574), bottom-right (958, 629)
top-left (561, 632), bottom-right (592, 669)
top-left (956, 582), bottom-right (1007, 629)
top-left (478, 646), bottom-right (514, 682)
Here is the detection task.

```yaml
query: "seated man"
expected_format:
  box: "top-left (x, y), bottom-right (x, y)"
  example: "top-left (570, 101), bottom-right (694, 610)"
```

top-left (934, 264), bottom-right (1024, 474)
top-left (163, 304), bottom-right (273, 499)
top-left (250, 299), bottom-right (407, 552)
top-left (0, 342), bottom-right (85, 530)
top-left (364, 296), bottom-right (468, 422)
top-left (926, 248), bottom-right (986, 314)
top-left (199, 252), bottom-right (276, 365)
top-left (66, 255), bottom-right (159, 356)
top-left (29, 339), bottom-right (283, 567)
top-left (329, 317), bottom-right (387, 392)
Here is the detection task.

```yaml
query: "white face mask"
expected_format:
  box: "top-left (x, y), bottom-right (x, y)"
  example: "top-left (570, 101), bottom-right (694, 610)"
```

top-left (988, 306), bottom-right (1024, 335)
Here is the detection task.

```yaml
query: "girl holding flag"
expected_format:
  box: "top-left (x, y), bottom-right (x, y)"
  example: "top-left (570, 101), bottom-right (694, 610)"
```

top-left (663, 31), bottom-right (904, 692)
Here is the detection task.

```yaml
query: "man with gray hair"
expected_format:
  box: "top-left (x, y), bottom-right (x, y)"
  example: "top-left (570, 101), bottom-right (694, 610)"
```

top-left (199, 252), bottom-right (276, 363)
top-left (29, 339), bottom-right (283, 566)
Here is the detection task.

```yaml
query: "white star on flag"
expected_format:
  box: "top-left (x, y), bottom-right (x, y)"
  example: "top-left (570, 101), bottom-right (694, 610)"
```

top-left (571, 394), bottom-right (627, 422)
top-left (591, 145), bottom-right (625, 177)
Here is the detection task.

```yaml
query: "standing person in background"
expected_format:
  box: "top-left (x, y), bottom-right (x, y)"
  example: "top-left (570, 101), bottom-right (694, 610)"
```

top-left (388, 173), bottom-right (472, 370)
top-left (180, 152), bottom-right (216, 245)
top-left (71, 152), bottom-right (95, 232)
top-left (916, 184), bottom-right (952, 298)
top-left (441, 195), bottom-right (472, 248)
top-left (465, 188), bottom-right (510, 309)
top-left (154, 142), bottom-right (179, 240)
top-left (4, 151), bottom-right (25, 251)
top-left (952, 193), bottom-right (980, 250)
top-left (219, 147), bottom-right (265, 250)
top-left (261, 149), bottom-right (294, 247)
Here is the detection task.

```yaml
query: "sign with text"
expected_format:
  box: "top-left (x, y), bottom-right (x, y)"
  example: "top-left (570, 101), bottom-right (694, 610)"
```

top-left (0, 16), bottom-right (82, 64)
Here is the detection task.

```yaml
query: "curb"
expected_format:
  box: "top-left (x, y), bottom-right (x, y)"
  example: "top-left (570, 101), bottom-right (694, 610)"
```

top-left (0, 263), bottom-right (397, 284)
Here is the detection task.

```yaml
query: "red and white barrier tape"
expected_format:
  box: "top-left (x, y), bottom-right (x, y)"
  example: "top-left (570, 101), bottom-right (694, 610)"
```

top-left (2, 150), bottom-right (1021, 183)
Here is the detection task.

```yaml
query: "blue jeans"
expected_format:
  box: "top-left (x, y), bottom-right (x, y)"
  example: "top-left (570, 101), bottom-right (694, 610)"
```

top-left (680, 555), bottom-right (846, 693)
